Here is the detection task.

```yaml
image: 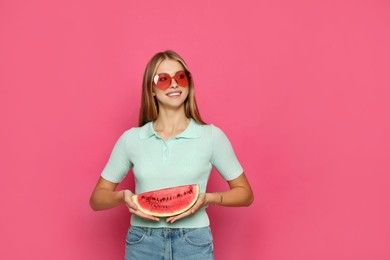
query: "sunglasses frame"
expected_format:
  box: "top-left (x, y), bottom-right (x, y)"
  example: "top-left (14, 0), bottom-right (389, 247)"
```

top-left (153, 70), bottom-right (191, 90)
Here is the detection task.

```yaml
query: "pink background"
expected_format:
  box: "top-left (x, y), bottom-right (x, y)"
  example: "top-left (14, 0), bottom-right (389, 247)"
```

top-left (1, 0), bottom-right (390, 259)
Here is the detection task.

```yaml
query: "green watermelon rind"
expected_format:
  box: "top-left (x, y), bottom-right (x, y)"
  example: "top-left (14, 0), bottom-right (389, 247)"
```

top-left (131, 184), bottom-right (200, 217)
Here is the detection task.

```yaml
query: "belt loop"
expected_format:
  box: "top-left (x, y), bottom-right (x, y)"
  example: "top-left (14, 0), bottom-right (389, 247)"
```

top-left (146, 227), bottom-right (152, 236)
top-left (179, 228), bottom-right (184, 238)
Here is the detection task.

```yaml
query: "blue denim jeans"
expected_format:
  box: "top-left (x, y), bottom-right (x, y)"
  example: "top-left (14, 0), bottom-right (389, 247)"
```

top-left (125, 226), bottom-right (214, 260)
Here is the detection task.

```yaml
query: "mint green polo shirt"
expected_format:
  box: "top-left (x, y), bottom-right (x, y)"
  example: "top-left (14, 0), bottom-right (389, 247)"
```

top-left (101, 118), bottom-right (243, 228)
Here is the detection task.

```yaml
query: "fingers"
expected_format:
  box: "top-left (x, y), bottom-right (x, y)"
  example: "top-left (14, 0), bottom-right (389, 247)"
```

top-left (127, 205), bottom-right (160, 222)
top-left (131, 209), bottom-right (160, 222)
top-left (166, 210), bottom-right (192, 223)
top-left (124, 196), bottom-right (138, 211)
top-left (166, 194), bottom-right (206, 223)
top-left (123, 189), bottom-right (160, 222)
top-left (123, 190), bottom-right (138, 210)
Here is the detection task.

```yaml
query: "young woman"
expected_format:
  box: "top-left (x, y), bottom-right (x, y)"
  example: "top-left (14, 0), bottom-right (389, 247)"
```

top-left (90, 50), bottom-right (254, 260)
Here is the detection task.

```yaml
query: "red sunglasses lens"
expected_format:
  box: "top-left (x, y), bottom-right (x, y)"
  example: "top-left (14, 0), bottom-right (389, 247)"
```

top-left (174, 71), bottom-right (189, 87)
top-left (155, 73), bottom-right (171, 90)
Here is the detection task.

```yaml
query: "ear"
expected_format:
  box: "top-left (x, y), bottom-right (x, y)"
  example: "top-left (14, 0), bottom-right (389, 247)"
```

top-left (152, 91), bottom-right (156, 96)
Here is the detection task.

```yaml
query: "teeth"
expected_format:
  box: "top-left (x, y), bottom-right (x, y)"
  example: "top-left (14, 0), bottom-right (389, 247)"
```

top-left (167, 92), bottom-right (181, 97)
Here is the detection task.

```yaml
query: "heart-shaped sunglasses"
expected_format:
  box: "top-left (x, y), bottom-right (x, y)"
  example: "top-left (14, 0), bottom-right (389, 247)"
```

top-left (153, 70), bottom-right (190, 90)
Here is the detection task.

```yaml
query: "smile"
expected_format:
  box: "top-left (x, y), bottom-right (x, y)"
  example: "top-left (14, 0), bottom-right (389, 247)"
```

top-left (166, 91), bottom-right (182, 98)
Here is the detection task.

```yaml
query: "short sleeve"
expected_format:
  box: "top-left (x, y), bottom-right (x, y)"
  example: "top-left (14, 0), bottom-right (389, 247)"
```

top-left (210, 125), bottom-right (244, 181)
top-left (100, 131), bottom-right (132, 183)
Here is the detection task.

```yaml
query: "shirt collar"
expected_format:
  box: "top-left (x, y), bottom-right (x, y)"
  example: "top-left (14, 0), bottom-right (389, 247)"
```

top-left (138, 118), bottom-right (202, 140)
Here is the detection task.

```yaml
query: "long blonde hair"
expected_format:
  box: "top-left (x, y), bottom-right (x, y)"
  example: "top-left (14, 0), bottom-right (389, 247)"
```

top-left (138, 50), bottom-right (206, 126)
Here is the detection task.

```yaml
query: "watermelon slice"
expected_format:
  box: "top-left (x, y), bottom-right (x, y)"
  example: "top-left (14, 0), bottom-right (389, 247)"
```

top-left (131, 184), bottom-right (199, 217)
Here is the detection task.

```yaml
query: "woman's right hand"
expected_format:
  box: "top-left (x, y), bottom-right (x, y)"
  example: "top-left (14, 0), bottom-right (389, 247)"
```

top-left (122, 189), bottom-right (160, 222)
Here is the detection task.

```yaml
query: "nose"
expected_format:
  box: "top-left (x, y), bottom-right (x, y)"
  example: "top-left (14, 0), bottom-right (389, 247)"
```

top-left (170, 79), bottom-right (179, 89)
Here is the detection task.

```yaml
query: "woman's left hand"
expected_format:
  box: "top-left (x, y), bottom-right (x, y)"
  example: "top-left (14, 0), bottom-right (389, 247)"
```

top-left (166, 193), bottom-right (207, 224)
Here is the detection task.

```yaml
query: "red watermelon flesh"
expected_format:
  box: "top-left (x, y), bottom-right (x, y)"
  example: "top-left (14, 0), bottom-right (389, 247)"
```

top-left (131, 184), bottom-right (199, 217)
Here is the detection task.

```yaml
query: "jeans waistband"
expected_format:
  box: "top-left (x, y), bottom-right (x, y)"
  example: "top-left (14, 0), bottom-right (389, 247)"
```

top-left (132, 226), bottom-right (209, 237)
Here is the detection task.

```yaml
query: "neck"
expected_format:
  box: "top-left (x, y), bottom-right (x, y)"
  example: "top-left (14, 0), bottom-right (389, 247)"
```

top-left (154, 107), bottom-right (189, 133)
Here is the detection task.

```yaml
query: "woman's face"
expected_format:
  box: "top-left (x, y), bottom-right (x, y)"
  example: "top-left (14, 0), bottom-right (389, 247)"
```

top-left (152, 59), bottom-right (190, 110)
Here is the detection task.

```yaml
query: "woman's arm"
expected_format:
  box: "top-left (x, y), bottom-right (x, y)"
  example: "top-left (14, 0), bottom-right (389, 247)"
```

top-left (206, 172), bottom-right (254, 207)
top-left (89, 177), bottom-right (122, 211)
top-left (89, 177), bottom-right (160, 221)
top-left (166, 173), bottom-right (254, 223)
